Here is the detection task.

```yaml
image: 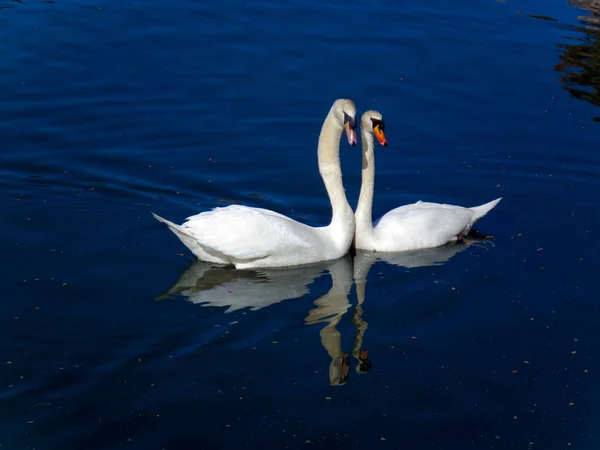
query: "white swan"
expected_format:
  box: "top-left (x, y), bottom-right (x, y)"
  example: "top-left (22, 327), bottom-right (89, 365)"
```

top-left (354, 110), bottom-right (502, 252)
top-left (152, 99), bottom-right (358, 270)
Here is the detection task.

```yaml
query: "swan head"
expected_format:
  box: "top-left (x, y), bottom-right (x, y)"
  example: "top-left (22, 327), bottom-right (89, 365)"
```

top-left (333, 99), bottom-right (358, 146)
top-left (361, 110), bottom-right (388, 147)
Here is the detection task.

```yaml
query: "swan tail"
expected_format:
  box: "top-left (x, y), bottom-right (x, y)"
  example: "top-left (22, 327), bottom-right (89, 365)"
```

top-left (152, 212), bottom-right (206, 257)
top-left (152, 212), bottom-right (232, 265)
top-left (468, 197), bottom-right (502, 225)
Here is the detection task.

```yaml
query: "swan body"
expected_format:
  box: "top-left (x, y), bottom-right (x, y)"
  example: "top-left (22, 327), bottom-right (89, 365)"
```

top-left (153, 99), bottom-right (358, 269)
top-left (354, 110), bottom-right (501, 253)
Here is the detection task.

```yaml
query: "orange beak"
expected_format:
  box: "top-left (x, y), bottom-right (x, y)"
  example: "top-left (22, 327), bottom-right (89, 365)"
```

top-left (374, 125), bottom-right (388, 146)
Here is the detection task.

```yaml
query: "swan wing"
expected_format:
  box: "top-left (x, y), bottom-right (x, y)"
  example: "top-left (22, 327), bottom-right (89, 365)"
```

top-left (373, 202), bottom-right (475, 250)
top-left (182, 205), bottom-right (314, 261)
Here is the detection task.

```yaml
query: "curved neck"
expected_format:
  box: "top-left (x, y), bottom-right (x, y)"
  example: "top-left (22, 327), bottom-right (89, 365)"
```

top-left (317, 108), bottom-right (354, 232)
top-left (355, 128), bottom-right (375, 239)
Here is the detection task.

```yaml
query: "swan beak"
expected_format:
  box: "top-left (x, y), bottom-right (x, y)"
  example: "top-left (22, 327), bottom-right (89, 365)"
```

top-left (344, 122), bottom-right (358, 146)
top-left (374, 125), bottom-right (388, 146)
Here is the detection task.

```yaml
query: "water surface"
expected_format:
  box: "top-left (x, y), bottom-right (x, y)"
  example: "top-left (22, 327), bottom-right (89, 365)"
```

top-left (1, 0), bottom-right (599, 448)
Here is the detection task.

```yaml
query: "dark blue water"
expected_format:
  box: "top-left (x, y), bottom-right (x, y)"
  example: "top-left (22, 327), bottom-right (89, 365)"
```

top-left (1, 0), bottom-right (599, 448)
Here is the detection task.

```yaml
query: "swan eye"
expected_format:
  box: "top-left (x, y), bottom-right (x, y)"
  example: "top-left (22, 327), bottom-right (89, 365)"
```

top-left (370, 118), bottom-right (385, 130)
top-left (343, 112), bottom-right (357, 130)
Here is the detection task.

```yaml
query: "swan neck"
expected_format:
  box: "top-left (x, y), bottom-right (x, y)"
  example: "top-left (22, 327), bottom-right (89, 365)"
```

top-left (317, 108), bottom-right (353, 230)
top-left (355, 129), bottom-right (375, 238)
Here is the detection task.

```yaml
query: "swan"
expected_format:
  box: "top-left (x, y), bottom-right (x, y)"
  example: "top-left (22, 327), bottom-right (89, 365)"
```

top-left (152, 99), bottom-right (358, 270)
top-left (354, 110), bottom-right (502, 252)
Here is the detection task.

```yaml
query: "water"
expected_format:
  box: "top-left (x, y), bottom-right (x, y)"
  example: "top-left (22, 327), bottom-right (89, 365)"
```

top-left (1, 0), bottom-right (599, 448)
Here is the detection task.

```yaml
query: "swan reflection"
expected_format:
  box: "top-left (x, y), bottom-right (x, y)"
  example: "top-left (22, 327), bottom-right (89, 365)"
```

top-left (158, 239), bottom-right (486, 385)
top-left (305, 242), bottom-right (475, 385)
top-left (353, 241), bottom-right (473, 277)
top-left (156, 258), bottom-right (336, 313)
top-left (304, 256), bottom-right (356, 385)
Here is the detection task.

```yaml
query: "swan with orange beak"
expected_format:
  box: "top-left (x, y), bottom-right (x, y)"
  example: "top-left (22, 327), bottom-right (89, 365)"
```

top-left (354, 109), bottom-right (501, 252)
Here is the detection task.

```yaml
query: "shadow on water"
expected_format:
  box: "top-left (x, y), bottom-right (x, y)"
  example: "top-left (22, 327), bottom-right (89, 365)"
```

top-left (556, 0), bottom-right (600, 121)
top-left (158, 240), bottom-right (480, 386)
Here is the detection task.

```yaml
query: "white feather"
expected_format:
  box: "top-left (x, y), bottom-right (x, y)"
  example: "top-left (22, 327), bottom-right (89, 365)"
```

top-left (355, 110), bottom-right (501, 252)
top-left (153, 99), bottom-right (358, 269)
top-left (369, 198), bottom-right (501, 252)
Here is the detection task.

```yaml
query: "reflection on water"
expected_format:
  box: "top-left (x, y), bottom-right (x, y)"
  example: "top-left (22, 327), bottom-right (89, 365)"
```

top-left (159, 240), bottom-right (489, 385)
top-left (569, 0), bottom-right (600, 29)
top-left (557, 0), bottom-right (600, 121)
top-left (157, 259), bottom-right (332, 313)
top-left (304, 256), bottom-right (356, 386)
